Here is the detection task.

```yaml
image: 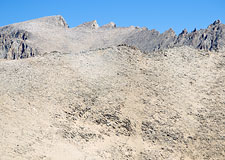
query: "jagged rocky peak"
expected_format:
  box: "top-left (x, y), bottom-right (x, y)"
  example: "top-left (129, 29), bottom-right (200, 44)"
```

top-left (101, 22), bottom-right (116, 29)
top-left (164, 28), bottom-right (176, 34)
top-left (206, 19), bottom-right (223, 29)
top-left (207, 19), bottom-right (223, 30)
top-left (54, 15), bottom-right (69, 28)
top-left (177, 29), bottom-right (188, 40)
top-left (162, 28), bottom-right (176, 37)
top-left (77, 20), bottom-right (99, 29)
top-left (180, 28), bottom-right (188, 35)
top-left (192, 28), bottom-right (197, 33)
top-left (213, 19), bottom-right (221, 25)
top-left (174, 20), bottom-right (225, 51)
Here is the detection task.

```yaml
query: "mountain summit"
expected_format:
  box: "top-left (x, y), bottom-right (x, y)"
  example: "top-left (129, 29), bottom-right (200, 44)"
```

top-left (76, 20), bottom-right (99, 29)
top-left (0, 15), bottom-right (224, 59)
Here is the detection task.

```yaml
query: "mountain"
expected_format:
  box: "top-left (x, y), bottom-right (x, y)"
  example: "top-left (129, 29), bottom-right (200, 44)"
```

top-left (0, 16), bottom-right (225, 159)
top-left (0, 15), bottom-right (225, 60)
top-left (125, 20), bottom-right (225, 52)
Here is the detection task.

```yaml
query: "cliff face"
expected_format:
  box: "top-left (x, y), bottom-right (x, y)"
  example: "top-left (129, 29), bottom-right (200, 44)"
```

top-left (0, 28), bottom-right (37, 59)
top-left (0, 16), bottom-right (224, 60)
top-left (175, 20), bottom-right (225, 51)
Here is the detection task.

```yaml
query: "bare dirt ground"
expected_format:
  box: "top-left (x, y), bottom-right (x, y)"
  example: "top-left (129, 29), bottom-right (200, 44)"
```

top-left (0, 46), bottom-right (224, 160)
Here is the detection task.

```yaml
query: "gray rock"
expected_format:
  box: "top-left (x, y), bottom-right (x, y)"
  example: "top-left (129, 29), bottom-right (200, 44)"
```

top-left (125, 20), bottom-right (225, 52)
top-left (0, 29), bottom-right (37, 59)
top-left (175, 20), bottom-right (225, 51)
top-left (0, 16), bottom-right (224, 60)
top-left (30, 15), bottom-right (69, 28)
top-left (124, 28), bottom-right (176, 52)
top-left (76, 20), bottom-right (99, 29)
top-left (101, 22), bottom-right (116, 29)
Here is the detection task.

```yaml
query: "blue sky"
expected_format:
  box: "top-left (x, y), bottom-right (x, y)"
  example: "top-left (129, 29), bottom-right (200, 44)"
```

top-left (1, 0), bottom-right (224, 34)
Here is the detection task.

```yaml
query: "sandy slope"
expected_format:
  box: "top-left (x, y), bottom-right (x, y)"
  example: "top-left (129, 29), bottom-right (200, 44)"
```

top-left (0, 46), bottom-right (224, 160)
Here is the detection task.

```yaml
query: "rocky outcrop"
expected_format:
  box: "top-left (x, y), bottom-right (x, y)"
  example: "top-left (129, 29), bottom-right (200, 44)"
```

top-left (0, 15), bottom-right (70, 60)
top-left (76, 20), bottom-right (99, 30)
top-left (101, 22), bottom-right (116, 29)
top-left (52, 15), bottom-right (69, 28)
top-left (174, 20), bottom-right (225, 51)
top-left (124, 28), bottom-right (177, 52)
top-left (0, 28), bottom-right (37, 59)
top-left (124, 20), bottom-right (225, 52)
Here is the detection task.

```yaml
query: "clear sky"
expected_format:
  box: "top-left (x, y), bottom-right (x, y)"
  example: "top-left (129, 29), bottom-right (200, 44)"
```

top-left (1, 0), bottom-right (224, 34)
